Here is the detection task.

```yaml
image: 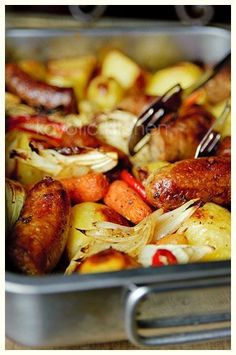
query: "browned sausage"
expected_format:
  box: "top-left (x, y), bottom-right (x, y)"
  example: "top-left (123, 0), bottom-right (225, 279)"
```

top-left (6, 63), bottom-right (78, 114)
top-left (215, 136), bottom-right (231, 157)
top-left (145, 157), bottom-right (230, 211)
top-left (205, 65), bottom-right (231, 104)
top-left (117, 93), bottom-right (157, 116)
top-left (149, 106), bottom-right (215, 162)
top-left (7, 177), bottom-right (70, 275)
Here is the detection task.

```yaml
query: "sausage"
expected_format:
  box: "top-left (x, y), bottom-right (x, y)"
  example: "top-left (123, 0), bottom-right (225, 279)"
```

top-left (204, 65), bottom-right (231, 104)
top-left (117, 93), bottom-right (157, 116)
top-left (6, 63), bottom-right (78, 114)
top-left (7, 177), bottom-right (70, 275)
top-left (145, 157), bottom-right (230, 211)
top-left (149, 106), bottom-right (215, 162)
top-left (215, 136), bottom-right (231, 157)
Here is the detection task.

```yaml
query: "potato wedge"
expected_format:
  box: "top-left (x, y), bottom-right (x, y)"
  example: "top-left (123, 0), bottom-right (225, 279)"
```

top-left (6, 130), bottom-right (44, 185)
top-left (146, 62), bottom-right (203, 96)
top-left (178, 203), bottom-right (231, 261)
top-left (18, 59), bottom-right (46, 81)
top-left (47, 56), bottom-right (97, 100)
top-left (87, 75), bottom-right (124, 111)
top-left (133, 161), bottom-right (170, 182)
top-left (156, 233), bottom-right (189, 245)
top-left (66, 202), bottom-right (129, 260)
top-left (77, 248), bottom-right (140, 274)
top-left (101, 50), bottom-right (141, 89)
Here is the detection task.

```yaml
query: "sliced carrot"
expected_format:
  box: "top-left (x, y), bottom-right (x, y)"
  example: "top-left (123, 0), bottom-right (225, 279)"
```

top-left (104, 180), bottom-right (152, 224)
top-left (61, 173), bottom-right (109, 204)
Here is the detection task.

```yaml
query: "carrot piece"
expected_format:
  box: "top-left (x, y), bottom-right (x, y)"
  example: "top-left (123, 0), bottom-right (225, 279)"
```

top-left (104, 180), bottom-right (152, 224)
top-left (61, 173), bottom-right (109, 204)
top-left (182, 89), bottom-right (204, 108)
top-left (120, 169), bottom-right (147, 201)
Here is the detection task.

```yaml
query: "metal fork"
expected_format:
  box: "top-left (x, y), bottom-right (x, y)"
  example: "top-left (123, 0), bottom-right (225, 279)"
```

top-left (128, 52), bottom-right (231, 156)
top-left (194, 101), bottom-right (231, 158)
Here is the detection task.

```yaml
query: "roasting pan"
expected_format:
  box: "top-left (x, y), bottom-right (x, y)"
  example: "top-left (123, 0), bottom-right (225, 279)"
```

top-left (5, 23), bottom-right (231, 349)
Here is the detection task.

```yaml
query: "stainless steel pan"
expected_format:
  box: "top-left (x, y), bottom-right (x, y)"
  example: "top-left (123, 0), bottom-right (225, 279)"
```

top-left (5, 24), bottom-right (231, 348)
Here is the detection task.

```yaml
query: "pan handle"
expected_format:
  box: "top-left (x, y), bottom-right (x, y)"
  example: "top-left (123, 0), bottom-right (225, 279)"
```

top-left (124, 277), bottom-right (230, 347)
top-left (175, 5), bottom-right (214, 26)
top-left (68, 5), bottom-right (107, 23)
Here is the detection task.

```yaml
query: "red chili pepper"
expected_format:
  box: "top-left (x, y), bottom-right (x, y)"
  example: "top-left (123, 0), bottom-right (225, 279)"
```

top-left (152, 249), bottom-right (178, 267)
top-left (120, 169), bottom-right (147, 201)
top-left (7, 115), bottom-right (65, 141)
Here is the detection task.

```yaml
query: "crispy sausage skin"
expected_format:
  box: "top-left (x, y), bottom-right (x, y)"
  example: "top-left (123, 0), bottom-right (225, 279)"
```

top-left (205, 65), bottom-right (231, 104)
top-left (145, 157), bottom-right (230, 211)
top-left (215, 136), bottom-right (231, 157)
top-left (6, 63), bottom-right (78, 114)
top-left (149, 106), bottom-right (215, 162)
top-left (7, 177), bottom-right (71, 275)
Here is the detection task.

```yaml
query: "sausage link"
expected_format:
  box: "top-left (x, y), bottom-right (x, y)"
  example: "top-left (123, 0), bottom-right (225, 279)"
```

top-left (6, 63), bottom-right (78, 114)
top-left (145, 157), bottom-right (230, 211)
top-left (7, 177), bottom-right (71, 275)
top-left (149, 106), bottom-right (215, 162)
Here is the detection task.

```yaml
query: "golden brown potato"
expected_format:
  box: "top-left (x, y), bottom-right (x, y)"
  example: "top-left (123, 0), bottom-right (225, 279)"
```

top-left (156, 233), bottom-right (189, 245)
top-left (178, 203), bottom-right (230, 261)
top-left (146, 62), bottom-right (203, 96)
top-left (18, 59), bottom-right (46, 81)
top-left (66, 202), bottom-right (129, 260)
top-left (47, 56), bottom-right (97, 100)
top-left (87, 75), bottom-right (124, 111)
top-left (6, 130), bottom-right (45, 185)
top-left (77, 248), bottom-right (140, 274)
top-left (101, 50), bottom-right (141, 89)
top-left (132, 161), bottom-right (170, 182)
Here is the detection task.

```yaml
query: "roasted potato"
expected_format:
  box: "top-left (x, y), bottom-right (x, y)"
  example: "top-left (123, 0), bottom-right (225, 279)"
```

top-left (47, 56), bottom-right (97, 100)
top-left (77, 248), bottom-right (140, 274)
top-left (6, 130), bottom-right (44, 185)
top-left (87, 75), bottom-right (124, 111)
top-left (18, 59), bottom-right (46, 81)
top-left (5, 92), bottom-right (21, 106)
top-left (156, 233), bottom-right (189, 245)
top-left (146, 62), bottom-right (203, 96)
top-left (66, 202), bottom-right (129, 260)
top-left (5, 92), bottom-right (36, 117)
top-left (133, 161), bottom-right (170, 182)
top-left (178, 203), bottom-right (231, 261)
top-left (101, 50), bottom-right (141, 89)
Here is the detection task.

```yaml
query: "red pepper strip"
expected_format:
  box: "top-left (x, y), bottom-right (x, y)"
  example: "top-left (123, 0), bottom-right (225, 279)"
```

top-left (120, 169), bottom-right (147, 201)
top-left (7, 115), bottom-right (65, 141)
top-left (152, 249), bottom-right (178, 267)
